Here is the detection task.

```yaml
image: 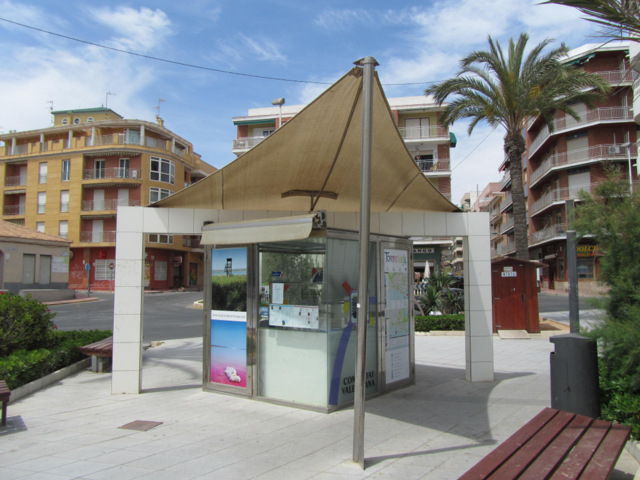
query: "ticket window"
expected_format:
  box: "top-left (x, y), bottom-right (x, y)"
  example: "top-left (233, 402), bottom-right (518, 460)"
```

top-left (257, 236), bottom-right (378, 411)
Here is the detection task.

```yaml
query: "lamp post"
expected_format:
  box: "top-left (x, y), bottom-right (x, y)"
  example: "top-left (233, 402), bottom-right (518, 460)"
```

top-left (621, 141), bottom-right (634, 194)
top-left (272, 97), bottom-right (285, 129)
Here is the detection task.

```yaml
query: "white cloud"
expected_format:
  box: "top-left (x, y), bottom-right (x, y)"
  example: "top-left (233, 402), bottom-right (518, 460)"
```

top-left (314, 9), bottom-right (373, 30)
top-left (89, 6), bottom-right (172, 52)
top-left (240, 34), bottom-right (287, 63)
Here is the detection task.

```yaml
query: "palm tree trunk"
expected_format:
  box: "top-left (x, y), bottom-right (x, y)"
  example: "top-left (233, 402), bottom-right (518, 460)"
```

top-left (504, 131), bottom-right (530, 260)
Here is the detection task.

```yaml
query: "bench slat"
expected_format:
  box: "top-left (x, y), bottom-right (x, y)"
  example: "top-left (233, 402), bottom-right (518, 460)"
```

top-left (459, 407), bottom-right (559, 480)
top-left (492, 409), bottom-right (575, 479)
top-left (580, 422), bottom-right (631, 480)
top-left (549, 419), bottom-right (611, 480)
top-left (79, 336), bottom-right (113, 357)
top-left (519, 413), bottom-right (592, 480)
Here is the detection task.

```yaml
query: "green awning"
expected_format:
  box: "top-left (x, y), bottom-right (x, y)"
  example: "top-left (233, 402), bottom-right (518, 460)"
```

top-left (450, 132), bottom-right (457, 148)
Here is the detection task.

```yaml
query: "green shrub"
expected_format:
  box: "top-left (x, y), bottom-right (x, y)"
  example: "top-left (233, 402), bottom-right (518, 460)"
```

top-left (598, 361), bottom-right (640, 440)
top-left (415, 314), bottom-right (464, 332)
top-left (211, 277), bottom-right (247, 311)
top-left (0, 329), bottom-right (111, 389)
top-left (0, 293), bottom-right (57, 357)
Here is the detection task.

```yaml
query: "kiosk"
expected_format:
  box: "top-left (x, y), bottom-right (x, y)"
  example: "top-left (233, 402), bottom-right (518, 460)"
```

top-left (203, 216), bottom-right (414, 412)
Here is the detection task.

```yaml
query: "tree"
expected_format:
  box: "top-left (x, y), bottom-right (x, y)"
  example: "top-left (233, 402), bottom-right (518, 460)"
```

top-left (426, 33), bottom-right (609, 260)
top-left (543, 1), bottom-right (640, 41)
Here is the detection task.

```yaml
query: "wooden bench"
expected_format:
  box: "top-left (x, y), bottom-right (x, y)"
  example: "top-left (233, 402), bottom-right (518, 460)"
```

top-left (460, 407), bottom-right (632, 479)
top-left (0, 380), bottom-right (10, 427)
top-left (79, 336), bottom-right (113, 373)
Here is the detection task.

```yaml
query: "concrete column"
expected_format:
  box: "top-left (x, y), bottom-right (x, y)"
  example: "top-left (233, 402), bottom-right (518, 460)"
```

top-left (91, 126), bottom-right (96, 146)
top-left (11, 137), bottom-right (16, 155)
top-left (112, 207), bottom-right (145, 394)
top-left (463, 213), bottom-right (494, 382)
top-left (140, 125), bottom-right (145, 146)
top-left (67, 130), bottom-right (73, 148)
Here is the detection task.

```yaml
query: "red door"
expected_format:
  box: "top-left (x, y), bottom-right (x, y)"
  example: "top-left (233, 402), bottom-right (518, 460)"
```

top-left (492, 263), bottom-right (527, 331)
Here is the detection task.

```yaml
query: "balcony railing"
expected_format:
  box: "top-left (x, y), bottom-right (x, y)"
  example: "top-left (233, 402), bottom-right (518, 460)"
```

top-left (80, 231), bottom-right (117, 243)
top-left (3, 205), bottom-right (25, 216)
top-left (233, 136), bottom-right (268, 150)
top-left (500, 191), bottom-right (513, 212)
top-left (183, 236), bottom-right (201, 248)
top-left (531, 223), bottom-right (566, 245)
top-left (529, 106), bottom-right (633, 158)
top-left (595, 69), bottom-right (633, 85)
top-left (500, 215), bottom-right (515, 234)
top-left (499, 171), bottom-right (511, 191)
top-left (398, 125), bottom-right (449, 141)
top-left (82, 199), bottom-right (141, 211)
top-left (530, 183), bottom-right (594, 216)
top-left (497, 242), bottom-right (516, 255)
top-left (83, 167), bottom-right (140, 180)
top-left (415, 159), bottom-right (450, 173)
top-left (530, 143), bottom-right (637, 187)
top-left (4, 176), bottom-right (26, 187)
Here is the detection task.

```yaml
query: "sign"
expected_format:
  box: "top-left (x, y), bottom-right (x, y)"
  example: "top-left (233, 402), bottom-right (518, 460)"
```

top-left (413, 247), bottom-right (435, 254)
top-left (109, 262), bottom-right (115, 270)
top-left (501, 271), bottom-right (517, 277)
top-left (577, 245), bottom-right (599, 257)
top-left (85, 263), bottom-right (91, 272)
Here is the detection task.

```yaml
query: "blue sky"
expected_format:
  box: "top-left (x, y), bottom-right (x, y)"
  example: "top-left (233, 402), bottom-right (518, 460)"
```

top-left (0, 0), bottom-right (602, 204)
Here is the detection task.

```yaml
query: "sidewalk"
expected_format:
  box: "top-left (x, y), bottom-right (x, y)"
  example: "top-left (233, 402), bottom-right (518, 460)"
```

top-left (1, 335), bottom-right (638, 479)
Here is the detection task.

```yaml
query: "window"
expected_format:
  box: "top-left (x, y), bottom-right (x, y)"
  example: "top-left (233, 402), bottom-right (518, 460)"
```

top-left (87, 117), bottom-right (94, 124)
top-left (154, 260), bottom-right (167, 281)
top-left (148, 234), bottom-right (174, 244)
top-left (60, 191), bottom-right (69, 213)
top-left (36, 222), bottom-right (45, 233)
top-left (61, 159), bottom-right (71, 181)
top-left (118, 158), bottom-right (130, 178)
top-left (39, 162), bottom-right (48, 184)
top-left (62, 118), bottom-right (68, 125)
top-left (95, 159), bottom-right (105, 179)
top-left (94, 259), bottom-right (115, 281)
top-left (577, 258), bottom-right (594, 279)
top-left (150, 157), bottom-right (175, 184)
top-left (59, 220), bottom-right (68, 239)
top-left (73, 117), bottom-right (80, 124)
top-left (149, 187), bottom-right (172, 203)
top-left (39, 255), bottom-right (51, 285)
top-left (37, 192), bottom-right (46, 214)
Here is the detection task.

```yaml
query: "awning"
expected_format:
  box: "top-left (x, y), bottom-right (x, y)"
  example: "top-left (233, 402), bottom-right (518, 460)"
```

top-left (450, 132), bottom-right (457, 148)
top-left (201, 213), bottom-right (321, 246)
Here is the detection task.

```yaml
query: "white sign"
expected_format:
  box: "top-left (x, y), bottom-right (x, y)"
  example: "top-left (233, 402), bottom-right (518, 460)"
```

top-left (501, 271), bottom-right (517, 277)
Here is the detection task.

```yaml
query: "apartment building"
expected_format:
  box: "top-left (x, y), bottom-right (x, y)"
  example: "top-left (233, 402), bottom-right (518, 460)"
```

top-left (0, 107), bottom-right (216, 291)
top-left (521, 41), bottom-right (636, 294)
top-left (232, 96), bottom-right (457, 280)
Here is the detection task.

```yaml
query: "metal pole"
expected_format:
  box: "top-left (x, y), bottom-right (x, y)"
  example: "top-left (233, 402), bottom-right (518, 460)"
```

top-left (565, 200), bottom-right (579, 333)
top-left (628, 145), bottom-right (634, 194)
top-left (353, 56), bottom-right (377, 469)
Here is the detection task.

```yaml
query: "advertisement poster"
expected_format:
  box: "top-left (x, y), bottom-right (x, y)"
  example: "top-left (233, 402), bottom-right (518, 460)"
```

top-left (210, 247), bottom-right (247, 388)
top-left (384, 248), bottom-right (410, 384)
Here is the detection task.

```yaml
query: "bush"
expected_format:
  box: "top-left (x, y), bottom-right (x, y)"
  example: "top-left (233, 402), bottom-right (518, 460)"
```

top-left (211, 277), bottom-right (247, 311)
top-left (0, 329), bottom-right (111, 390)
top-left (415, 314), bottom-right (464, 332)
top-left (0, 293), bottom-right (57, 357)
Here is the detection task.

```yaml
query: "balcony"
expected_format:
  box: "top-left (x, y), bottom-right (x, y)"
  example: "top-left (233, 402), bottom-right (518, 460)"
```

top-left (595, 69), bottom-right (633, 85)
top-left (83, 167), bottom-right (140, 181)
top-left (530, 183), bottom-right (597, 217)
top-left (500, 215), bottom-right (515, 235)
top-left (530, 144), bottom-right (637, 187)
top-left (3, 204), bottom-right (25, 216)
top-left (500, 191), bottom-right (513, 213)
top-left (4, 175), bottom-right (26, 187)
top-left (529, 106), bottom-right (633, 158)
top-left (415, 158), bottom-right (450, 173)
top-left (499, 171), bottom-right (511, 191)
top-left (531, 223), bottom-right (566, 246)
top-left (497, 242), bottom-right (516, 256)
top-left (79, 231), bottom-right (117, 243)
top-left (398, 125), bottom-right (449, 142)
top-left (82, 199), bottom-right (141, 211)
top-left (233, 136), bottom-right (268, 152)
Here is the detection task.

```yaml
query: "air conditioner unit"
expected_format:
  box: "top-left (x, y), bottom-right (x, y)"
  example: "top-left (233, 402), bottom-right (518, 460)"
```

top-left (608, 145), bottom-right (621, 154)
top-left (132, 170), bottom-right (138, 179)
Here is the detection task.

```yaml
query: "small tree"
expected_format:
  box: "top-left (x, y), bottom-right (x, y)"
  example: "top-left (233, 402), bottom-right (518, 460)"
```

top-left (0, 293), bottom-right (57, 357)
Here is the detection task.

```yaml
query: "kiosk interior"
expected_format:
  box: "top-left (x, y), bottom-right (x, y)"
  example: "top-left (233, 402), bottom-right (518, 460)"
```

top-left (204, 227), bottom-right (414, 412)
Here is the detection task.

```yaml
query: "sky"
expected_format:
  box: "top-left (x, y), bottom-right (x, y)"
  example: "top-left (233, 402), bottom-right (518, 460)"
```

top-left (0, 0), bottom-right (604, 206)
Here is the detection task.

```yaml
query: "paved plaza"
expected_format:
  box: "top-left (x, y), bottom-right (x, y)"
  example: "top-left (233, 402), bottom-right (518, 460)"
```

top-left (1, 334), bottom-right (638, 479)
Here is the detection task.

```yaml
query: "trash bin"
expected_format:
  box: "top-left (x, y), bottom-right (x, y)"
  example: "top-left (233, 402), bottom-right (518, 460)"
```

top-left (550, 334), bottom-right (600, 418)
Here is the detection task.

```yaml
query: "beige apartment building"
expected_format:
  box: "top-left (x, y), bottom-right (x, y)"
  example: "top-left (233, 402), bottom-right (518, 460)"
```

top-left (0, 107), bottom-right (216, 291)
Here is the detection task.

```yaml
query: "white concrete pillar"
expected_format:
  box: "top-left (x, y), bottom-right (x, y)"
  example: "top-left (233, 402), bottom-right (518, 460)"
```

top-left (140, 125), bottom-right (145, 146)
top-left (91, 126), bottom-right (96, 146)
top-left (463, 213), bottom-right (494, 382)
top-left (112, 206), bottom-right (145, 394)
top-left (67, 130), bottom-right (73, 149)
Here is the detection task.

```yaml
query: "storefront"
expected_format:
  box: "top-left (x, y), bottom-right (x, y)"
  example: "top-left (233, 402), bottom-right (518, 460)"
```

top-left (202, 217), bottom-right (414, 412)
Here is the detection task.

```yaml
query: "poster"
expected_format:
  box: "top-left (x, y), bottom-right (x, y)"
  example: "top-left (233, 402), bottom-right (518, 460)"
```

top-left (384, 248), bottom-right (411, 384)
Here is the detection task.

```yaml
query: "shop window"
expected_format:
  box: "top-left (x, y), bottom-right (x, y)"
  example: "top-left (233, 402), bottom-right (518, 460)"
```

top-left (577, 257), bottom-right (594, 279)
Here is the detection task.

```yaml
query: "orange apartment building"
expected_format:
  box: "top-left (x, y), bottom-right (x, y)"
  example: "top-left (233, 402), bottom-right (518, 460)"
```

top-left (232, 96), bottom-right (457, 279)
top-left (0, 107), bottom-right (216, 291)
top-left (500, 41), bottom-right (636, 294)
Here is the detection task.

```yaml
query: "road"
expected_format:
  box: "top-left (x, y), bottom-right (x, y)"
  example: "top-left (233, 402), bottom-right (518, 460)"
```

top-left (49, 291), bottom-right (205, 341)
top-left (538, 292), bottom-right (606, 329)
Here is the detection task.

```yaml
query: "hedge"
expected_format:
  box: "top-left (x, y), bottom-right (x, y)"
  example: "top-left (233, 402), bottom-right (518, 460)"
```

top-left (0, 329), bottom-right (111, 390)
top-left (415, 314), bottom-right (464, 332)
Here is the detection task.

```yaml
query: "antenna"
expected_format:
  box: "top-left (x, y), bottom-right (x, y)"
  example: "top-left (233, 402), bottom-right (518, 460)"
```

top-left (154, 98), bottom-right (166, 117)
top-left (46, 100), bottom-right (53, 112)
top-left (105, 91), bottom-right (116, 108)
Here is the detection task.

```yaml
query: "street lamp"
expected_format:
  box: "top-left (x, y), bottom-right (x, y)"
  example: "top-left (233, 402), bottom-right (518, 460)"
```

top-left (621, 142), bottom-right (634, 194)
top-left (272, 97), bottom-right (285, 129)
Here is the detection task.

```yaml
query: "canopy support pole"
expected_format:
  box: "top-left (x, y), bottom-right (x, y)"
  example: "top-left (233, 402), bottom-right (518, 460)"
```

top-left (353, 56), bottom-right (378, 469)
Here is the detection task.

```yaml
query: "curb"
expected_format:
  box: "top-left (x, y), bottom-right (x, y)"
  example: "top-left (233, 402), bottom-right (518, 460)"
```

top-left (10, 357), bottom-right (92, 402)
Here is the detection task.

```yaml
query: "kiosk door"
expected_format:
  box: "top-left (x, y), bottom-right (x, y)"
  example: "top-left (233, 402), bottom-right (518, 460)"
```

top-left (206, 246), bottom-right (253, 396)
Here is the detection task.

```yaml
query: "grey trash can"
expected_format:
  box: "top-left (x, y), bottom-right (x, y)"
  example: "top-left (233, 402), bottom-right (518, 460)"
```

top-left (550, 334), bottom-right (600, 418)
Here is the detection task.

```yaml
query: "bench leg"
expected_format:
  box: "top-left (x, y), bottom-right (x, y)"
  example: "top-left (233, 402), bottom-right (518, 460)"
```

top-left (1, 400), bottom-right (7, 427)
top-left (91, 356), bottom-right (111, 373)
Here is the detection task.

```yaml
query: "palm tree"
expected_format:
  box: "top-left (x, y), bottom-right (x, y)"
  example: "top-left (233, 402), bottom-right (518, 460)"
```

top-left (543, 1), bottom-right (640, 40)
top-left (426, 33), bottom-right (609, 260)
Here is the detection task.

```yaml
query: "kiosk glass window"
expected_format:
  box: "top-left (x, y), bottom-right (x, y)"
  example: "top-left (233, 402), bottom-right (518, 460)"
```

top-left (257, 237), bottom-right (378, 409)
